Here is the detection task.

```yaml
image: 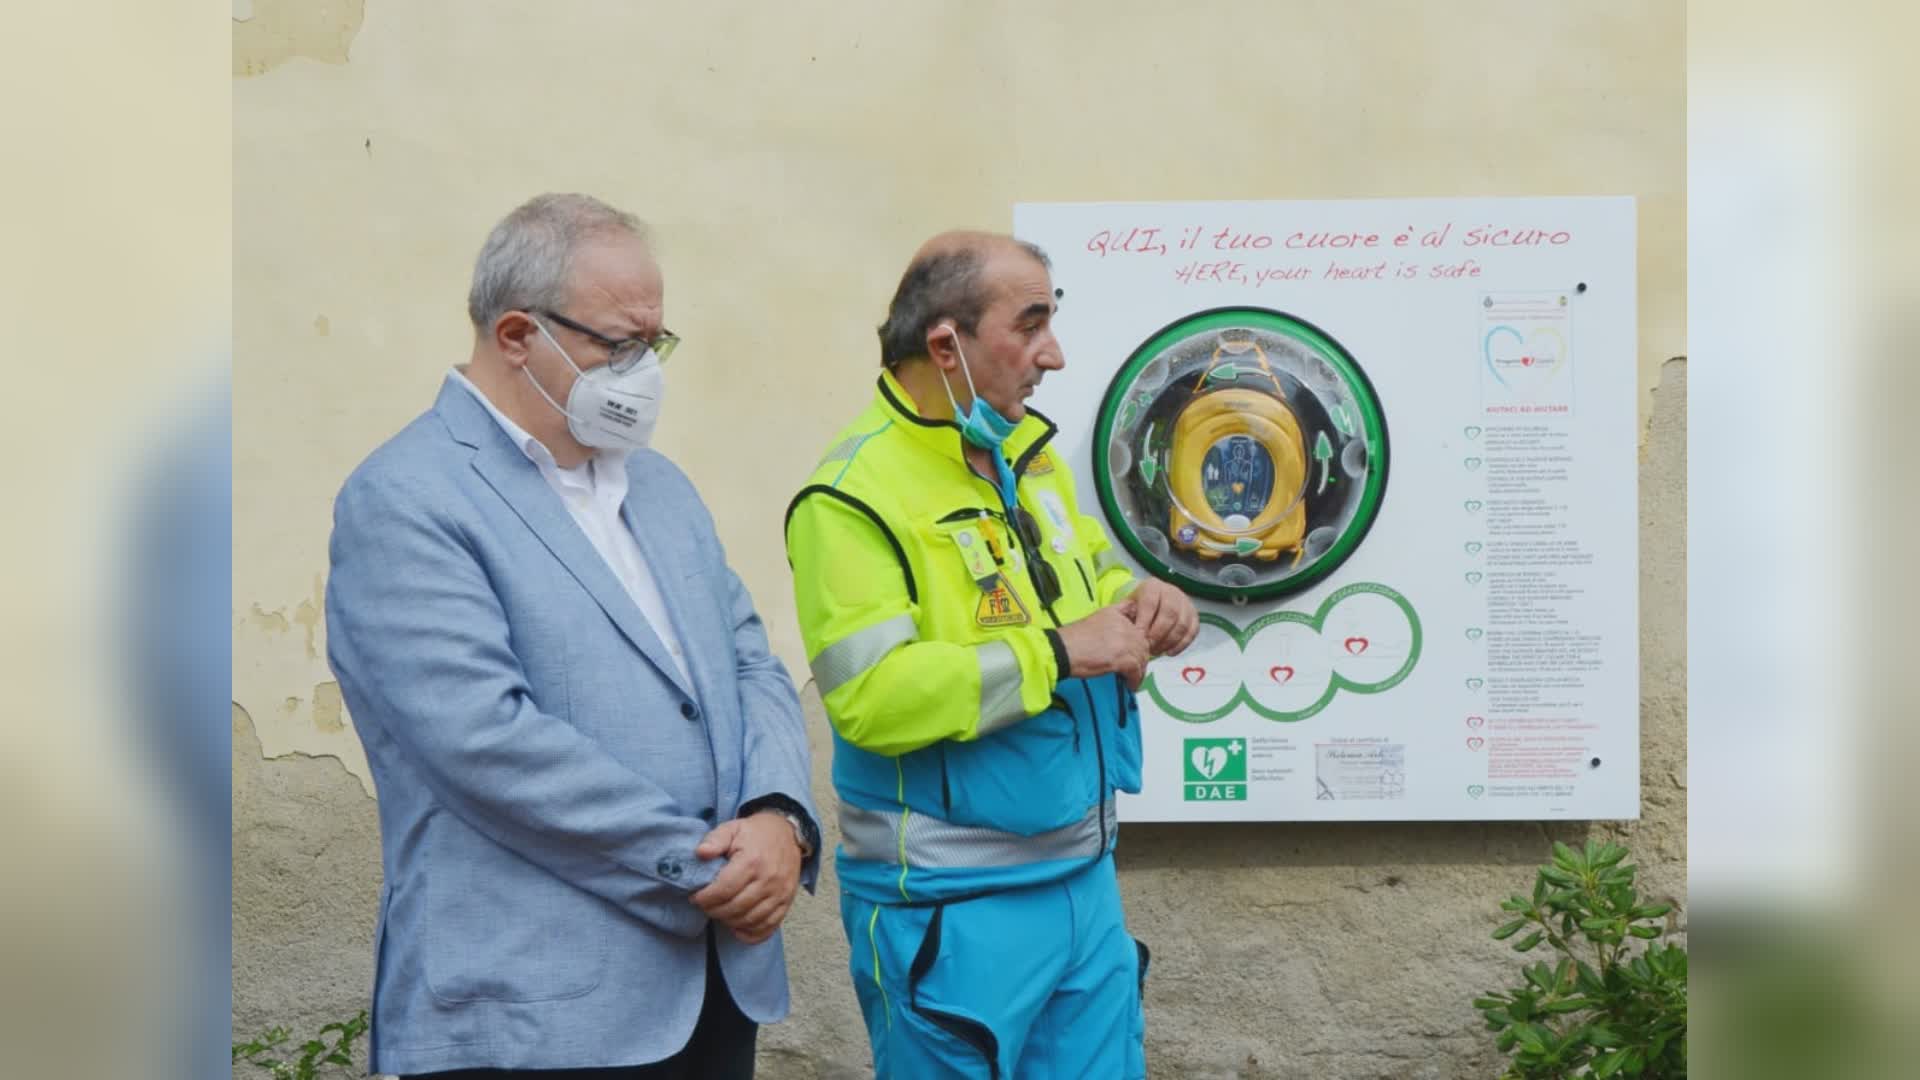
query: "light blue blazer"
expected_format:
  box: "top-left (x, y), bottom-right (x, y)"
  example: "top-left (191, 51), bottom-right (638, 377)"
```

top-left (324, 379), bottom-right (819, 1075)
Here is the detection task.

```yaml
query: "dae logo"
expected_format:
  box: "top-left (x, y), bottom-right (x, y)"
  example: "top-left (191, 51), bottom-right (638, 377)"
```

top-left (1184, 738), bottom-right (1247, 801)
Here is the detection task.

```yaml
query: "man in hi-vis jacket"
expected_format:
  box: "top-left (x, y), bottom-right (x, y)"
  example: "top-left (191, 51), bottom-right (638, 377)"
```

top-left (785, 230), bottom-right (1199, 1078)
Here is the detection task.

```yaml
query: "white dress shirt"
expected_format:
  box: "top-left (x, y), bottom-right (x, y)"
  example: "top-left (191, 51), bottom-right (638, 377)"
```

top-left (448, 368), bottom-right (693, 688)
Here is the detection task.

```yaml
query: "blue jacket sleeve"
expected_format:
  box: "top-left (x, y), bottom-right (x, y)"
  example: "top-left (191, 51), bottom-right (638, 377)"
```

top-left (720, 557), bottom-right (822, 892)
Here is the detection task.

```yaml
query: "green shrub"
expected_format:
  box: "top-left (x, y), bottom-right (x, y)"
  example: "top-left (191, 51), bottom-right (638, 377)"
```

top-left (1474, 840), bottom-right (1687, 1078)
top-left (232, 1011), bottom-right (369, 1080)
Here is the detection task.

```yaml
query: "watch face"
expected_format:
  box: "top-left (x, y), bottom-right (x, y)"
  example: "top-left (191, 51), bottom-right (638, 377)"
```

top-left (781, 812), bottom-right (814, 855)
top-left (1093, 307), bottom-right (1389, 602)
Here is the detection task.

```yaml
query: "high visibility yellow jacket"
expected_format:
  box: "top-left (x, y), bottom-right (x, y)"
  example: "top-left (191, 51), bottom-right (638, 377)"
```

top-left (785, 371), bottom-right (1143, 903)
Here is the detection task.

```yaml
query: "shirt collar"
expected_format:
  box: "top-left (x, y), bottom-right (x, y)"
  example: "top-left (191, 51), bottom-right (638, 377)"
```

top-left (447, 368), bottom-right (629, 494)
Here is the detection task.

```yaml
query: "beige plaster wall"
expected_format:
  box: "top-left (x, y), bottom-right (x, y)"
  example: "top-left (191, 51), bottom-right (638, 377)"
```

top-left (233, 3), bottom-right (1684, 1075)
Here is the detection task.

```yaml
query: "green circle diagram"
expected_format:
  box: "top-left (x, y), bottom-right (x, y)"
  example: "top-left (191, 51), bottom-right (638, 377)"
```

top-left (1093, 307), bottom-right (1389, 603)
top-left (1141, 581), bottom-right (1422, 724)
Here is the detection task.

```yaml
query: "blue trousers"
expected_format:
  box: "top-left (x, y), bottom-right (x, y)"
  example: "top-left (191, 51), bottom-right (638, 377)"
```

top-left (841, 855), bottom-right (1149, 1079)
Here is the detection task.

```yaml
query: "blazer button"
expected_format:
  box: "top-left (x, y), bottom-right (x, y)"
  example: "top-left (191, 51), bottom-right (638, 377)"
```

top-left (657, 858), bottom-right (679, 879)
top-left (680, 702), bottom-right (700, 721)
top-left (698, 807), bottom-right (716, 822)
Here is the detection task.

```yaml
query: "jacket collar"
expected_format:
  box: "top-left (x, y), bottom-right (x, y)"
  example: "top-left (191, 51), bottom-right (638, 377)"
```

top-left (874, 368), bottom-right (1058, 476)
top-left (431, 375), bottom-right (698, 700)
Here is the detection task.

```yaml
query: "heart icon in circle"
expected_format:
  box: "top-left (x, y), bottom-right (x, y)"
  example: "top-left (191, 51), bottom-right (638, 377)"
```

top-left (1343, 636), bottom-right (1370, 656)
top-left (1465, 627), bottom-right (1483, 640)
top-left (1180, 666), bottom-right (1206, 685)
top-left (1484, 326), bottom-right (1567, 385)
top-left (1191, 744), bottom-right (1228, 780)
top-left (1269, 665), bottom-right (1295, 684)
top-left (1466, 715), bottom-right (1485, 728)
top-left (1464, 457), bottom-right (1482, 471)
top-left (1465, 500), bottom-right (1484, 512)
top-left (1465, 542), bottom-right (1483, 555)
top-left (1466, 677), bottom-right (1485, 690)
top-left (1465, 572), bottom-right (1483, 585)
top-left (1464, 426), bottom-right (1483, 440)
top-left (1467, 737), bottom-right (1485, 751)
top-left (1467, 784), bottom-right (1486, 799)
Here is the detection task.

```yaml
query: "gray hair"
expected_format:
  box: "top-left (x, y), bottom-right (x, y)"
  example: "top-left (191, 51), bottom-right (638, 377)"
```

top-left (876, 240), bottom-right (1050, 368)
top-left (466, 193), bottom-right (648, 330)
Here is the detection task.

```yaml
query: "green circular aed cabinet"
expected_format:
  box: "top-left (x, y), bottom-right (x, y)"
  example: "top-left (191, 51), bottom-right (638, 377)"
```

top-left (1093, 307), bottom-right (1390, 602)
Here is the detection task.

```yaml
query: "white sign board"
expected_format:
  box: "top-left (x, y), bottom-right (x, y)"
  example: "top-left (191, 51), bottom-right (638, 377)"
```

top-left (1015, 197), bottom-right (1639, 821)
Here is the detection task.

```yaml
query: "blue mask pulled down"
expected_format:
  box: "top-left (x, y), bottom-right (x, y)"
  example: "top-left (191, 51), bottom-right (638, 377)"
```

top-left (938, 331), bottom-right (1020, 509)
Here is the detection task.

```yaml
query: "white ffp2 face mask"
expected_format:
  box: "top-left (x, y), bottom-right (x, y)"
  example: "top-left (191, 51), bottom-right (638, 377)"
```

top-left (526, 319), bottom-right (664, 450)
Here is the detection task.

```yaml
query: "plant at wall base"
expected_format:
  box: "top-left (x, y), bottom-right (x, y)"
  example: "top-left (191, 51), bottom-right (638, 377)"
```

top-left (1474, 840), bottom-right (1687, 1078)
top-left (232, 1011), bottom-right (369, 1080)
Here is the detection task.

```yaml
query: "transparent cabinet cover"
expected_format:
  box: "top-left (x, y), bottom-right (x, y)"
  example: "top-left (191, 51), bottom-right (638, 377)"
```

top-left (1093, 307), bottom-right (1389, 602)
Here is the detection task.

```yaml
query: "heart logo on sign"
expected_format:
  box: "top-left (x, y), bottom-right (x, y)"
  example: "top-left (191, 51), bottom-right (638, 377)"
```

top-left (1465, 628), bottom-right (1483, 640)
top-left (1180, 666), bottom-right (1206, 685)
top-left (1268, 665), bottom-right (1295, 684)
top-left (1191, 744), bottom-right (1228, 780)
top-left (1465, 572), bottom-right (1483, 585)
top-left (1465, 542), bottom-right (1483, 555)
top-left (1467, 737), bottom-right (1485, 751)
top-left (1343, 636), bottom-right (1370, 656)
top-left (1466, 677), bottom-right (1484, 690)
top-left (1484, 326), bottom-right (1566, 386)
top-left (1464, 425), bottom-right (1482, 440)
top-left (1466, 715), bottom-right (1485, 728)
top-left (1465, 500), bottom-right (1484, 512)
top-left (1467, 784), bottom-right (1486, 799)
top-left (1464, 457), bottom-right (1482, 471)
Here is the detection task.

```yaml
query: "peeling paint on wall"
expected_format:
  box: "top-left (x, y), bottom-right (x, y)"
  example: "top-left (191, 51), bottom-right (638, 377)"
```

top-left (233, 0), bottom-right (365, 78)
top-left (1641, 355), bottom-right (1687, 458)
top-left (244, 574), bottom-right (324, 659)
top-left (312, 681), bottom-right (346, 733)
top-left (234, 574), bottom-right (374, 795)
top-left (291, 573), bottom-right (323, 659)
top-left (246, 604), bottom-right (290, 634)
top-left (234, 703), bottom-right (375, 800)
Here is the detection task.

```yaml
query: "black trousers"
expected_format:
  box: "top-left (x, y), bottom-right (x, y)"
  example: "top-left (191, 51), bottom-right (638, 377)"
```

top-left (404, 926), bottom-right (757, 1080)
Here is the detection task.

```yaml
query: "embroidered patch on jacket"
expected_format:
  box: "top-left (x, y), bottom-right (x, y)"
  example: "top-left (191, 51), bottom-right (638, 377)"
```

top-left (975, 576), bottom-right (1031, 627)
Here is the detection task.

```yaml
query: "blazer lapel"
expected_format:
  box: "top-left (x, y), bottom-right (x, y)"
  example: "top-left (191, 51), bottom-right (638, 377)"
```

top-left (620, 496), bottom-right (719, 710)
top-left (440, 382), bottom-right (697, 700)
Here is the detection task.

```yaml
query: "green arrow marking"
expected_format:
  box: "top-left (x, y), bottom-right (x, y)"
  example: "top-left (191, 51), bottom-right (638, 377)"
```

top-left (1313, 431), bottom-right (1334, 494)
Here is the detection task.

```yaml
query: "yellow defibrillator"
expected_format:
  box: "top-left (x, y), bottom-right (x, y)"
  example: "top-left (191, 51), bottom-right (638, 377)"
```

top-left (1165, 340), bottom-right (1309, 564)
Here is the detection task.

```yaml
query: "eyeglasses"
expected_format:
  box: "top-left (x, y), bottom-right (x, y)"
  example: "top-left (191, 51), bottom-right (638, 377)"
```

top-left (536, 309), bottom-right (681, 373)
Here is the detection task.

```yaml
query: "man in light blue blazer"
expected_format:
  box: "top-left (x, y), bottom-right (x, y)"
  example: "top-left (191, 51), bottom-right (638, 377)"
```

top-left (325, 193), bottom-right (820, 1080)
